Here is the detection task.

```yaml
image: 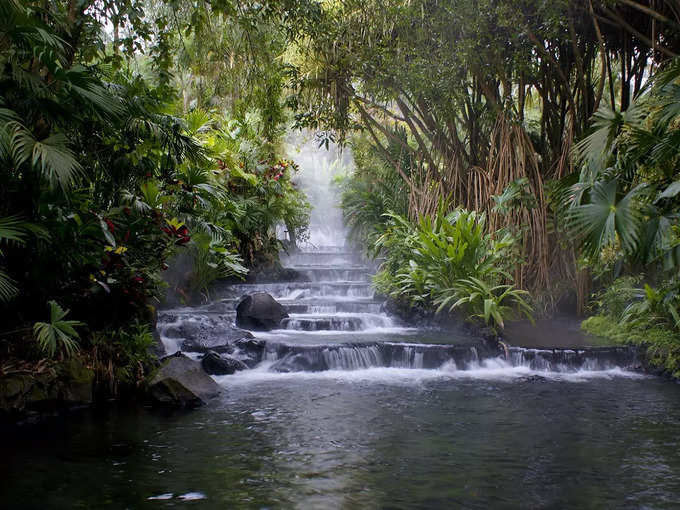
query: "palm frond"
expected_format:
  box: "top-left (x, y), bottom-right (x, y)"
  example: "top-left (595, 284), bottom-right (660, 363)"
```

top-left (33, 301), bottom-right (83, 358)
top-left (0, 269), bottom-right (18, 303)
top-left (568, 180), bottom-right (644, 255)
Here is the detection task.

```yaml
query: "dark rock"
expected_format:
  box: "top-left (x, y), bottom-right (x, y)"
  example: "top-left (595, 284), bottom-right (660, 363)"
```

top-left (163, 326), bottom-right (182, 338)
top-left (243, 262), bottom-right (310, 283)
top-left (177, 320), bottom-right (253, 354)
top-left (521, 375), bottom-right (547, 383)
top-left (59, 359), bottom-right (94, 404)
top-left (201, 351), bottom-right (248, 375)
top-left (232, 338), bottom-right (266, 368)
top-left (236, 293), bottom-right (288, 330)
top-left (148, 354), bottom-right (220, 407)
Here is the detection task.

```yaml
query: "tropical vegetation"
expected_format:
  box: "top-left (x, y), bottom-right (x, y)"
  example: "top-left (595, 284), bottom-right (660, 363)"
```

top-left (313, 1), bottom-right (680, 369)
top-left (0, 0), bottom-right (310, 395)
top-left (1, 0), bottom-right (680, 396)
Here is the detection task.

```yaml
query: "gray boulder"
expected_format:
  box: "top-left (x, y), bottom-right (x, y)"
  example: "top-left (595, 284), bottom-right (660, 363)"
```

top-left (236, 292), bottom-right (288, 330)
top-left (201, 351), bottom-right (248, 375)
top-left (232, 338), bottom-right (267, 368)
top-left (148, 353), bottom-right (220, 407)
top-left (175, 320), bottom-right (253, 354)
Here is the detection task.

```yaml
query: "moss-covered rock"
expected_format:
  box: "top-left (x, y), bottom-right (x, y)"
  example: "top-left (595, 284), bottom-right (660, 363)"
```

top-left (58, 358), bottom-right (95, 404)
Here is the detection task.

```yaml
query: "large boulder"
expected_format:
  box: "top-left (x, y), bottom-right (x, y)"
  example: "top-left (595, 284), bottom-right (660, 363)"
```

top-left (236, 293), bottom-right (288, 330)
top-left (163, 318), bottom-right (253, 354)
top-left (201, 351), bottom-right (248, 375)
top-left (148, 353), bottom-right (220, 407)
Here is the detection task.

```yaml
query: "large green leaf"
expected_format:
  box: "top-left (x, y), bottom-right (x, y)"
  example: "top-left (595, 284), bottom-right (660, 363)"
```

top-left (569, 180), bottom-right (644, 254)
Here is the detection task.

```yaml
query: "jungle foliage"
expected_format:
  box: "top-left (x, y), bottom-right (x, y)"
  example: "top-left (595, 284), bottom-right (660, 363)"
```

top-left (0, 0), bottom-right (309, 391)
top-left (373, 204), bottom-right (531, 332)
top-left (2, 0), bottom-right (680, 379)
top-left (303, 0), bottom-right (680, 368)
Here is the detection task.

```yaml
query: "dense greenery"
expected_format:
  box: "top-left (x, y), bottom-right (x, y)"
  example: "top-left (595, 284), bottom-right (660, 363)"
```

top-left (582, 277), bottom-right (680, 376)
top-left (373, 204), bottom-right (531, 332)
top-left (314, 1), bottom-right (680, 368)
top-left (1, 0), bottom-right (679, 386)
top-left (0, 0), bottom-right (309, 392)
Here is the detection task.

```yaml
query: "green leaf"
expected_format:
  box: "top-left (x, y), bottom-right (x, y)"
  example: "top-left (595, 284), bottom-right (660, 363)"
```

top-left (657, 181), bottom-right (680, 200)
top-left (33, 301), bottom-right (83, 359)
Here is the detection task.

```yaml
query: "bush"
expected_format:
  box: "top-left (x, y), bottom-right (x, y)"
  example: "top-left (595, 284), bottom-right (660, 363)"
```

top-left (582, 277), bottom-right (680, 376)
top-left (374, 204), bottom-right (532, 332)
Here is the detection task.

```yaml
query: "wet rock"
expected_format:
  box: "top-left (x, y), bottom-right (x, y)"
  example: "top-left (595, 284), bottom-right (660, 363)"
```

top-left (148, 354), bottom-right (220, 407)
top-left (232, 338), bottom-right (266, 368)
top-left (201, 351), bottom-right (248, 375)
top-left (236, 293), bottom-right (288, 330)
top-left (244, 264), bottom-right (310, 283)
top-left (178, 320), bottom-right (253, 354)
top-left (521, 375), bottom-right (547, 383)
top-left (0, 359), bottom-right (93, 421)
top-left (271, 352), bottom-right (327, 373)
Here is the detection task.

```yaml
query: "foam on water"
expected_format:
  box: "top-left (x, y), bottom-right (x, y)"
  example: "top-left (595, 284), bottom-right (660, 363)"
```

top-left (253, 326), bottom-right (419, 339)
top-left (157, 140), bottom-right (643, 387)
top-left (215, 361), bottom-right (644, 387)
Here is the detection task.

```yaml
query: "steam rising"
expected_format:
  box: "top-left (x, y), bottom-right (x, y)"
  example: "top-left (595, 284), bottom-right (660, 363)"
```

top-left (286, 133), bottom-right (353, 249)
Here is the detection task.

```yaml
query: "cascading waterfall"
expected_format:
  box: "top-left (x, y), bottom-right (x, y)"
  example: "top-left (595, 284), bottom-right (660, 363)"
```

top-left (156, 139), bottom-right (642, 380)
top-left (228, 341), bottom-right (640, 374)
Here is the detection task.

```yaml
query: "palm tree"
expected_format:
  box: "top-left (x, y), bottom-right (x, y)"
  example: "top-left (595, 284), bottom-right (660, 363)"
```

top-left (568, 58), bottom-right (680, 269)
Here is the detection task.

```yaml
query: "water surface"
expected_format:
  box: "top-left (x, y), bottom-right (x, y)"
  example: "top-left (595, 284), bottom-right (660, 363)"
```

top-left (3, 367), bottom-right (680, 509)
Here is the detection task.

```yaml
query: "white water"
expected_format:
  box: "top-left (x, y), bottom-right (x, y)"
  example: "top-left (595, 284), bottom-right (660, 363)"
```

top-left (157, 140), bottom-right (641, 381)
top-left (287, 133), bottom-right (351, 248)
top-left (216, 362), bottom-right (645, 387)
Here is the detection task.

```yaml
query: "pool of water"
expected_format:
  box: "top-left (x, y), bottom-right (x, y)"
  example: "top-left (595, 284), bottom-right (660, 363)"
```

top-left (3, 364), bottom-right (680, 509)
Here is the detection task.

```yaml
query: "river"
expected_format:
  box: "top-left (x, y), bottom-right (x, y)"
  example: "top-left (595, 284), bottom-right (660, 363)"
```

top-left (3, 146), bottom-right (680, 508)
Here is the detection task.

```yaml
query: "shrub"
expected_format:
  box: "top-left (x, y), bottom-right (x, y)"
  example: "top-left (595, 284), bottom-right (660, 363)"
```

top-left (374, 204), bottom-right (532, 332)
top-left (582, 277), bottom-right (680, 376)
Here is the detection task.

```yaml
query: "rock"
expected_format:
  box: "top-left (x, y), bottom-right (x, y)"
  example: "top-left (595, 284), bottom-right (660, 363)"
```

top-left (236, 292), bottom-right (288, 330)
top-left (178, 320), bottom-right (253, 354)
top-left (232, 338), bottom-right (266, 368)
top-left (0, 376), bottom-right (26, 400)
top-left (521, 375), bottom-right (547, 383)
top-left (201, 351), bottom-right (248, 375)
top-left (59, 358), bottom-right (94, 404)
top-left (148, 354), bottom-right (220, 407)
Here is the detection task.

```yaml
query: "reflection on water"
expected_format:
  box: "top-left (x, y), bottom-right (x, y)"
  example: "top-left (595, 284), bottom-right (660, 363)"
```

top-left (3, 372), bottom-right (680, 509)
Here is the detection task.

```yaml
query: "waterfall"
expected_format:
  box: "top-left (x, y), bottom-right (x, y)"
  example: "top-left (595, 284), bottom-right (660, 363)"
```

top-left (221, 341), bottom-right (640, 374)
top-left (156, 138), bottom-right (642, 381)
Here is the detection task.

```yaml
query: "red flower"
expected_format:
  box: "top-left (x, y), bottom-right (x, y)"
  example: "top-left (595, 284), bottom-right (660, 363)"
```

top-left (104, 218), bottom-right (115, 233)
